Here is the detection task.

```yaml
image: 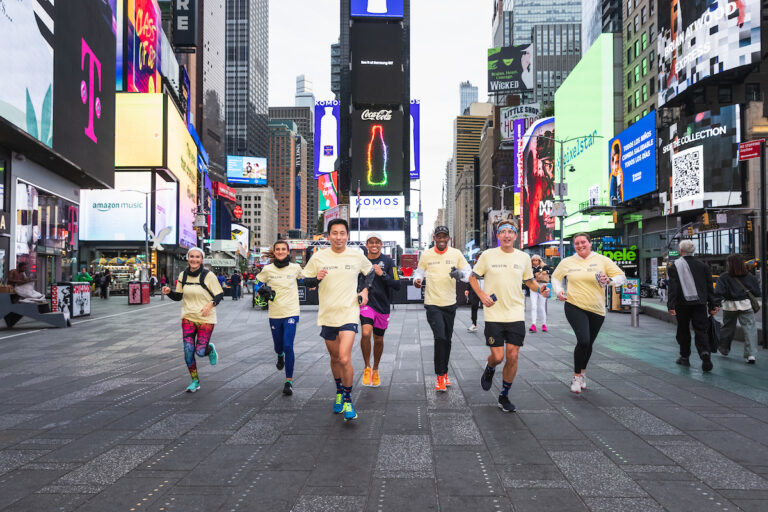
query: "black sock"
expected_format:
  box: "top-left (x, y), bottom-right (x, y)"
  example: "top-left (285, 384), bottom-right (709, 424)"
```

top-left (486, 364), bottom-right (495, 374)
top-left (500, 380), bottom-right (512, 396)
top-left (342, 385), bottom-right (352, 403)
top-left (335, 378), bottom-right (342, 394)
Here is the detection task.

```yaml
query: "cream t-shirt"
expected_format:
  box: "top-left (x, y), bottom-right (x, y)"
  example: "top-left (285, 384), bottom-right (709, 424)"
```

top-left (256, 263), bottom-right (302, 319)
top-left (417, 247), bottom-right (469, 307)
top-left (472, 248), bottom-right (533, 323)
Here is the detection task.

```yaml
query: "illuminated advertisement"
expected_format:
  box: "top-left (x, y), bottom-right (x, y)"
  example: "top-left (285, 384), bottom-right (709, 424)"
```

top-left (155, 178), bottom-right (178, 247)
top-left (351, 23), bottom-right (403, 105)
top-left (410, 100), bottom-right (420, 180)
top-left (350, 195), bottom-right (405, 218)
top-left (659, 104), bottom-right (741, 213)
top-left (231, 223), bottom-right (249, 257)
top-left (500, 104), bottom-right (540, 141)
top-left (126, 0), bottom-right (161, 93)
top-left (0, 0), bottom-right (54, 145)
top-left (658, 0), bottom-right (761, 107)
top-left (80, 189), bottom-right (147, 241)
top-left (350, 0), bottom-right (404, 18)
top-left (227, 156), bottom-right (267, 185)
top-left (513, 119), bottom-right (526, 216)
top-left (318, 171), bottom-right (339, 211)
top-left (351, 109), bottom-right (404, 194)
top-left (166, 97), bottom-right (198, 248)
top-left (314, 101), bottom-right (340, 179)
top-left (608, 111), bottom-right (657, 205)
top-left (521, 117), bottom-right (555, 247)
top-left (488, 45), bottom-right (533, 94)
top-left (115, 93), bottom-right (164, 166)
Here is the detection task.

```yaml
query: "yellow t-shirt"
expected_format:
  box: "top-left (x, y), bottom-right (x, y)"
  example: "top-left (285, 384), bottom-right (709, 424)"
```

top-left (302, 247), bottom-right (373, 327)
top-left (472, 248), bottom-right (533, 323)
top-left (418, 247), bottom-right (469, 307)
top-left (551, 252), bottom-right (625, 316)
top-left (175, 270), bottom-right (225, 324)
top-left (256, 263), bottom-right (302, 319)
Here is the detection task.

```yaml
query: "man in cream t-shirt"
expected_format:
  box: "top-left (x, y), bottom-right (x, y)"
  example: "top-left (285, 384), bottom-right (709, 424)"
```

top-left (414, 226), bottom-right (470, 392)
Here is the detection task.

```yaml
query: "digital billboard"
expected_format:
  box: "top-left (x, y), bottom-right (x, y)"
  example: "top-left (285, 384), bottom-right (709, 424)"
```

top-left (53, 0), bottom-right (117, 188)
top-left (227, 156), bottom-right (267, 185)
top-left (80, 189), bottom-right (147, 241)
top-left (314, 101), bottom-right (340, 179)
top-left (319, 171), bottom-right (339, 211)
top-left (166, 97), bottom-right (197, 248)
top-left (115, 93), bottom-right (164, 166)
top-left (501, 104), bottom-right (540, 141)
top-left (350, 0), bottom-right (404, 18)
top-left (658, 0), bottom-right (762, 107)
top-left (231, 223), bottom-right (249, 257)
top-left (520, 117), bottom-right (555, 247)
top-left (410, 100), bottom-right (421, 180)
top-left (659, 104), bottom-right (741, 213)
top-left (351, 109), bottom-right (404, 194)
top-left (351, 23), bottom-right (403, 105)
top-left (116, 0), bottom-right (124, 90)
top-left (126, 0), bottom-right (161, 93)
top-left (488, 45), bottom-right (533, 94)
top-left (513, 118), bottom-right (526, 216)
top-left (351, 195), bottom-right (405, 218)
top-left (155, 177), bottom-right (178, 247)
top-left (608, 111), bottom-right (657, 205)
top-left (0, 0), bottom-right (54, 145)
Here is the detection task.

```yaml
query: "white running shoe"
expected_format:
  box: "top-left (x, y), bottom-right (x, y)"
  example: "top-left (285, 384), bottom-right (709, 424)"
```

top-left (580, 374), bottom-right (587, 390)
top-left (467, 325), bottom-right (478, 333)
top-left (570, 375), bottom-right (582, 394)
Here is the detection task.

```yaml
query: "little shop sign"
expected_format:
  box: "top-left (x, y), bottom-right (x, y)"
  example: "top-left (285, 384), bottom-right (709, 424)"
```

top-left (597, 245), bottom-right (638, 267)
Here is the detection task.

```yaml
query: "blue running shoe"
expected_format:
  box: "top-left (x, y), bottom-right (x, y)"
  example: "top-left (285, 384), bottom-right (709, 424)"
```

top-left (333, 393), bottom-right (344, 414)
top-left (185, 380), bottom-right (201, 393)
top-left (208, 343), bottom-right (218, 366)
top-left (343, 401), bottom-right (358, 421)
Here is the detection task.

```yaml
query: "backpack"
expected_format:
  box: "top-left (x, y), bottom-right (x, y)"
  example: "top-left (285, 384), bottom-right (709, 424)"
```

top-left (180, 268), bottom-right (215, 299)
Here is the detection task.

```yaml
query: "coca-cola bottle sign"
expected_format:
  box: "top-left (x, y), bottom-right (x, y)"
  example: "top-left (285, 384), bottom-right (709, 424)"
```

top-left (361, 109), bottom-right (393, 121)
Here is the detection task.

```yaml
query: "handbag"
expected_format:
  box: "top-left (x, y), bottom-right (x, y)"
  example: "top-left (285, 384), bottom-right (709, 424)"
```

top-left (708, 316), bottom-right (721, 353)
top-left (734, 277), bottom-right (760, 313)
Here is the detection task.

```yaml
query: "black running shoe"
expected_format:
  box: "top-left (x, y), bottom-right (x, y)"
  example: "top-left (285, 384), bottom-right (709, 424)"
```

top-left (701, 353), bottom-right (713, 372)
top-left (498, 395), bottom-right (516, 412)
top-left (480, 366), bottom-right (495, 391)
top-left (283, 381), bottom-right (293, 395)
top-left (276, 354), bottom-right (285, 371)
top-left (676, 356), bottom-right (690, 367)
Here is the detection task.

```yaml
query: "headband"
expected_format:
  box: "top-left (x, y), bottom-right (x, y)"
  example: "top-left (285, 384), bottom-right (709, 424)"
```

top-left (497, 223), bottom-right (518, 234)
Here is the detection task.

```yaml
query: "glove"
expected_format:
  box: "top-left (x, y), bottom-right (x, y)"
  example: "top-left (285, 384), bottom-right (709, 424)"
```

top-left (258, 284), bottom-right (276, 302)
top-left (449, 266), bottom-right (461, 280)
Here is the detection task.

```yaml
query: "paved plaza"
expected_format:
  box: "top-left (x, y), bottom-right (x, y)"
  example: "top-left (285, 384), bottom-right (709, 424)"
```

top-left (1, 296), bottom-right (768, 511)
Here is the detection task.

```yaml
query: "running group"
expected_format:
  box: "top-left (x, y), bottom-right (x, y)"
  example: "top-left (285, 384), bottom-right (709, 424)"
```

top-left (162, 219), bottom-right (626, 419)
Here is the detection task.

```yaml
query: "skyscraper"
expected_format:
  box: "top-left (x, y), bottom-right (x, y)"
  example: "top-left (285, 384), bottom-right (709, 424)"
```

top-left (295, 75), bottom-right (315, 111)
top-left (330, 42), bottom-right (341, 100)
top-left (268, 120), bottom-right (299, 238)
top-left (226, 0), bottom-right (269, 158)
top-left (531, 23), bottom-right (582, 105)
top-left (491, 0), bottom-right (514, 48)
top-left (509, 1), bottom-right (581, 46)
top-left (459, 81), bottom-right (478, 115)
top-left (582, 0), bottom-right (623, 55)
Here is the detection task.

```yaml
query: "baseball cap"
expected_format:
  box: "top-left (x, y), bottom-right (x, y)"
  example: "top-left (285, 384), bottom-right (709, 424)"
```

top-left (366, 232), bottom-right (383, 242)
top-left (434, 226), bottom-right (450, 236)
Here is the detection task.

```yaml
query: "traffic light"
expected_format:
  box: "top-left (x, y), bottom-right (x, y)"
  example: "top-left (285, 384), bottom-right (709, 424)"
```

top-left (687, 226), bottom-right (694, 237)
top-left (747, 220), bottom-right (753, 231)
top-left (702, 212), bottom-right (709, 225)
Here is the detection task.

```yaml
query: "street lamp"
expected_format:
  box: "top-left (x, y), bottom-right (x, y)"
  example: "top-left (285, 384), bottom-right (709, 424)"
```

top-left (122, 187), bottom-right (177, 281)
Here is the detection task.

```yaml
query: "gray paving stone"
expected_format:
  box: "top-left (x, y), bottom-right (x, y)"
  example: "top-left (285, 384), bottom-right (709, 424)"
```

top-left (134, 413), bottom-right (210, 440)
top-left (548, 450), bottom-right (648, 498)
top-left (374, 434), bottom-right (433, 478)
top-left (506, 488), bottom-right (588, 512)
top-left (434, 448), bottom-right (502, 497)
top-left (365, 478), bottom-right (438, 512)
top-left (583, 497), bottom-right (665, 511)
top-left (226, 413), bottom-right (296, 444)
top-left (601, 407), bottom-right (682, 436)
top-left (290, 495), bottom-right (366, 512)
top-left (47, 445), bottom-right (162, 490)
top-left (428, 412), bottom-right (483, 445)
top-left (637, 480), bottom-right (738, 512)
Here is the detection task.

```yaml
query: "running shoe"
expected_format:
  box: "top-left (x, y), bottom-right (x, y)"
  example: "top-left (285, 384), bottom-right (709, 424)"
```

top-left (276, 353), bottom-right (285, 371)
top-left (676, 356), bottom-right (690, 367)
top-left (185, 380), bottom-right (201, 393)
top-left (570, 375), bottom-right (582, 394)
top-left (333, 393), bottom-right (344, 414)
top-left (580, 374), bottom-right (587, 389)
top-left (372, 369), bottom-right (381, 387)
top-left (480, 366), bottom-right (495, 391)
top-left (362, 367), bottom-right (372, 386)
top-left (541, 324), bottom-right (548, 332)
top-left (747, 356), bottom-right (756, 364)
top-left (283, 381), bottom-right (293, 395)
top-left (498, 395), bottom-right (516, 412)
top-left (435, 375), bottom-right (447, 392)
top-left (702, 353), bottom-right (713, 372)
top-left (343, 401), bottom-right (358, 421)
top-left (467, 325), bottom-right (478, 333)
top-left (444, 373), bottom-right (452, 387)
top-left (529, 324), bottom-right (537, 333)
top-left (208, 343), bottom-right (218, 366)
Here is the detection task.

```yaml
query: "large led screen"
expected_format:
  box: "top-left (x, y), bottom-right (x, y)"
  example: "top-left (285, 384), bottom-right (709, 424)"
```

top-left (658, 0), bottom-right (761, 107)
top-left (318, 171), bottom-right (339, 211)
top-left (410, 100), bottom-right (420, 180)
top-left (608, 111), bottom-right (657, 205)
top-left (520, 117), bottom-right (555, 248)
top-left (227, 156), bottom-right (267, 185)
top-left (351, 109), bottom-right (404, 194)
top-left (350, 0), bottom-right (404, 18)
top-left (314, 101), bottom-right (340, 179)
top-left (659, 104), bottom-right (741, 213)
top-left (166, 98), bottom-right (197, 248)
top-left (80, 189), bottom-right (147, 241)
top-left (115, 93), bottom-right (164, 166)
top-left (126, 0), bottom-right (161, 93)
top-left (351, 23), bottom-right (403, 105)
top-left (488, 45), bottom-right (533, 94)
top-left (155, 178), bottom-right (178, 246)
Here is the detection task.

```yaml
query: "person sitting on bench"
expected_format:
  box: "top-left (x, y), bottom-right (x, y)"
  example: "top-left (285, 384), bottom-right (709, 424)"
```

top-left (8, 262), bottom-right (47, 304)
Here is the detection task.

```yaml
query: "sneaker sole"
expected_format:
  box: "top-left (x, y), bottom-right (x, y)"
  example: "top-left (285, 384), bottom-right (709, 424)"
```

top-left (497, 403), bottom-right (516, 413)
top-left (570, 388), bottom-right (581, 394)
top-left (344, 415), bottom-right (358, 421)
top-left (186, 386), bottom-right (200, 393)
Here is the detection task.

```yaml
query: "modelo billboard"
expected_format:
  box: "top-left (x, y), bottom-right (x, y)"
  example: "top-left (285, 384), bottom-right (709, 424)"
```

top-left (608, 111), bottom-right (657, 205)
top-left (351, 109), bottom-right (404, 194)
top-left (314, 101), bottom-right (340, 179)
top-left (227, 156), bottom-right (267, 185)
top-left (659, 104), bottom-right (741, 213)
top-left (350, 0), bottom-right (404, 18)
top-left (351, 22), bottom-right (403, 105)
top-left (520, 117), bottom-right (555, 248)
top-left (166, 97), bottom-right (198, 248)
top-left (488, 45), bottom-right (533, 94)
top-left (657, 0), bottom-right (761, 107)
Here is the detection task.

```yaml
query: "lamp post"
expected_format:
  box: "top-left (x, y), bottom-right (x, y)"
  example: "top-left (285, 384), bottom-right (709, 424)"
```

top-left (123, 187), bottom-right (177, 281)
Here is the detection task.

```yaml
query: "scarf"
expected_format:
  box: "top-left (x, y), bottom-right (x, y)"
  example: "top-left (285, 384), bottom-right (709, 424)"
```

top-left (186, 266), bottom-right (202, 278)
top-left (674, 257), bottom-right (699, 301)
top-left (274, 256), bottom-right (290, 268)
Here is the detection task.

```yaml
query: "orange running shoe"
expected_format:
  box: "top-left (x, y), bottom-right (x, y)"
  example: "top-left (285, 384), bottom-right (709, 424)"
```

top-left (362, 367), bottom-right (372, 386)
top-left (435, 374), bottom-right (447, 392)
top-left (444, 373), bottom-right (452, 387)
top-left (372, 369), bottom-right (381, 387)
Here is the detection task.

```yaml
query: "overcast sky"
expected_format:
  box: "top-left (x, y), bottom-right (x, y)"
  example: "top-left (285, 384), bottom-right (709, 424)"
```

top-left (269, 0), bottom-right (494, 238)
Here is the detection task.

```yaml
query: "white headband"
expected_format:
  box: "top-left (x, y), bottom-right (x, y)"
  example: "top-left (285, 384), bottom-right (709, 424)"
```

top-left (186, 247), bottom-right (204, 259)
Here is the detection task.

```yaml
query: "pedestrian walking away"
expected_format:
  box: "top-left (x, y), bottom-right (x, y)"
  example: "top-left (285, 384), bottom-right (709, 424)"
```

top-left (529, 254), bottom-right (553, 333)
top-left (715, 254), bottom-right (760, 364)
top-left (359, 232), bottom-right (401, 387)
top-left (667, 239), bottom-right (721, 372)
top-left (465, 278), bottom-right (481, 333)
top-left (471, 221), bottom-right (550, 412)
top-left (100, 269), bottom-right (112, 299)
top-left (162, 247), bottom-right (224, 393)
top-left (413, 225), bottom-right (471, 392)
top-left (301, 219), bottom-right (375, 421)
top-left (230, 271), bottom-right (242, 301)
top-left (658, 276), bottom-right (667, 303)
top-left (254, 240), bottom-right (304, 395)
top-left (551, 233), bottom-right (626, 393)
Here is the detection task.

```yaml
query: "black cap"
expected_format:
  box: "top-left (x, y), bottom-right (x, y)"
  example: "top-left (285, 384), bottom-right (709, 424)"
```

top-left (434, 226), bottom-right (450, 236)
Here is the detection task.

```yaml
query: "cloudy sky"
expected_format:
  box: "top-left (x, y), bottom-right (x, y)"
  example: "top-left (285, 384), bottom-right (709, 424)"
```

top-left (269, 0), bottom-right (494, 238)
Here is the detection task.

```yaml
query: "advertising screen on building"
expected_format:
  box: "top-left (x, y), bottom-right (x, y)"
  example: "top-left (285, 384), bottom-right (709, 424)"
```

top-left (608, 111), bottom-right (657, 204)
top-left (488, 45), bottom-right (533, 94)
top-left (659, 104), bottom-right (741, 213)
top-left (115, 93), bottom-right (164, 166)
top-left (81, 189), bottom-right (147, 241)
top-left (314, 101), bottom-right (340, 179)
top-left (351, 109), bottom-right (404, 194)
top-left (318, 171), bottom-right (338, 211)
top-left (166, 97), bottom-right (197, 248)
top-left (351, 23), bottom-right (403, 105)
top-left (126, 0), bottom-right (161, 93)
top-left (520, 117), bottom-right (556, 247)
top-left (512, 118), bottom-right (526, 216)
top-left (350, 0), bottom-right (404, 18)
top-left (501, 104), bottom-right (540, 141)
top-left (227, 156), bottom-right (267, 185)
top-left (155, 177), bottom-right (178, 247)
top-left (410, 100), bottom-right (420, 180)
top-left (351, 195), bottom-right (405, 218)
top-left (231, 223), bottom-right (249, 257)
top-left (657, 0), bottom-right (761, 107)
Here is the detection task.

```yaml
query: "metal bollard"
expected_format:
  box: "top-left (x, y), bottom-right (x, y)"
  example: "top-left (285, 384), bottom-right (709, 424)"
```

top-left (630, 295), bottom-right (640, 327)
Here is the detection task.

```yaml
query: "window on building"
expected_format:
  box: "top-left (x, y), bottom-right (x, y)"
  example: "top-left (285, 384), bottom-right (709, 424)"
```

top-left (641, 6), bottom-right (647, 24)
top-left (649, 24), bottom-right (655, 41)
top-left (634, 65), bottom-right (640, 83)
top-left (649, 79), bottom-right (655, 95)
top-left (642, 58), bottom-right (647, 76)
top-left (635, 114), bottom-right (641, 122)
top-left (627, 48), bottom-right (632, 64)
top-left (628, 0), bottom-right (633, 16)
top-left (650, 1), bottom-right (654, 16)
top-left (746, 83), bottom-right (762, 101)
top-left (643, 109), bottom-right (648, 117)
top-left (718, 85), bottom-right (732, 104)
top-left (627, 72), bottom-right (632, 87)
top-left (641, 32), bottom-right (647, 51)
top-left (642, 84), bottom-right (648, 102)
top-left (628, 97), bottom-right (632, 113)
top-left (627, 25), bottom-right (631, 40)
top-left (634, 15), bottom-right (639, 33)
top-left (635, 90), bottom-right (641, 108)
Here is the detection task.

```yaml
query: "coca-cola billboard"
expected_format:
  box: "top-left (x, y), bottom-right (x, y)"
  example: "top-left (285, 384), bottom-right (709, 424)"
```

top-left (351, 110), bottom-right (403, 194)
top-left (351, 22), bottom-right (403, 105)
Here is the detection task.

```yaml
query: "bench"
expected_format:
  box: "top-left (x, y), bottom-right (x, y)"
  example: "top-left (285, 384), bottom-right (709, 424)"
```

top-left (0, 293), bottom-right (69, 328)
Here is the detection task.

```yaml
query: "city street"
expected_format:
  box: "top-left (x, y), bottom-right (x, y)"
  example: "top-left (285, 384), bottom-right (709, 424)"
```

top-left (1, 298), bottom-right (768, 511)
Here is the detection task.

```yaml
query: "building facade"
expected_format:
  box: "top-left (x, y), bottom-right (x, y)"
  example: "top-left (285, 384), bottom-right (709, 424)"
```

top-left (623, 0), bottom-right (657, 127)
top-left (454, 165), bottom-right (476, 250)
top-left (267, 120), bottom-right (298, 238)
top-left (295, 75), bottom-right (315, 111)
top-left (582, 0), bottom-right (623, 55)
top-left (460, 81), bottom-right (479, 115)
top-left (492, 0), bottom-right (514, 48)
top-left (237, 186), bottom-right (278, 249)
top-left (331, 42), bottom-right (341, 100)
top-left (531, 23), bottom-right (582, 105)
top-left (509, 0), bottom-right (581, 46)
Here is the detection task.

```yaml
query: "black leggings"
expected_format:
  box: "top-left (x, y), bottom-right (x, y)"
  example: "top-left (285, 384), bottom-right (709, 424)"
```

top-left (564, 302), bottom-right (605, 374)
top-left (425, 304), bottom-right (457, 375)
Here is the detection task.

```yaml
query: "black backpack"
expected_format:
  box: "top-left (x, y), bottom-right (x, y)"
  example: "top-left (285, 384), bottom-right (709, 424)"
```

top-left (180, 268), bottom-right (215, 299)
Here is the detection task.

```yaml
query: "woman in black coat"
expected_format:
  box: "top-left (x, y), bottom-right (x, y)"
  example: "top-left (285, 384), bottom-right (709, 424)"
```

top-left (714, 254), bottom-right (760, 363)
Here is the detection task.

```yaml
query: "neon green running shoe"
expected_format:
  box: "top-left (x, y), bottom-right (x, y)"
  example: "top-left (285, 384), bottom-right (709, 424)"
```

top-left (343, 401), bottom-right (358, 421)
top-left (333, 393), bottom-right (344, 414)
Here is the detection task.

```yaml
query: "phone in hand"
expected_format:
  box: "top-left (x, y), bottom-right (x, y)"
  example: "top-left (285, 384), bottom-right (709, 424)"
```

top-left (489, 293), bottom-right (498, 302)
top-left (358, 295), bottom-right (363, 305)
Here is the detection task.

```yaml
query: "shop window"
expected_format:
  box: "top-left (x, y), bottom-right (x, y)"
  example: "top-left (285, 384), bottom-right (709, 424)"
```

top-left (746, 83), bottom-right (761, 101)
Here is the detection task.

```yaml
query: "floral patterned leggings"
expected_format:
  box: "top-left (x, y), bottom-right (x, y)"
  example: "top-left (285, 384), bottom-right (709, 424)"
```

top-left (182, 319), bottom-right (215, 381)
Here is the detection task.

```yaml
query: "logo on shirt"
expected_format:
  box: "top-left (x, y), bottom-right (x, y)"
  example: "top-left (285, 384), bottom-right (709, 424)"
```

top-left (345, 265), bottom-right (352, 270)
top-left (491, 264), bottom-right (507, 269)
top-left (288, 318), bottom-right (296, 324)
top-left (324, 266), bottom-right (339, 270)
